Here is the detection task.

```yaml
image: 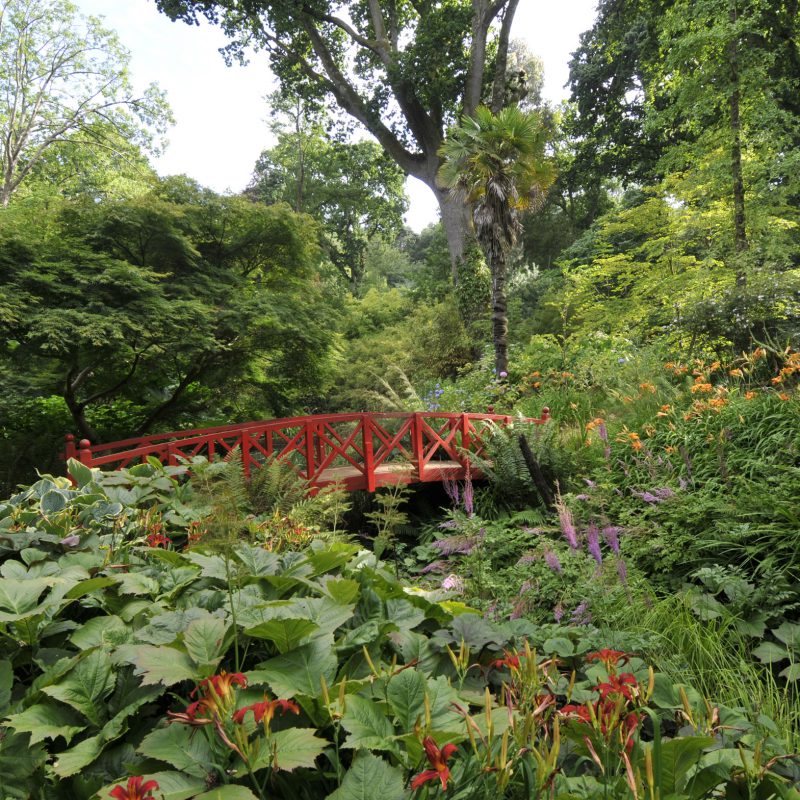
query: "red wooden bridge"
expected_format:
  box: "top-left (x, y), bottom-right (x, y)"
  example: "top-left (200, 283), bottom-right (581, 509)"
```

top-left (64, 410), bottom-right (550, 492)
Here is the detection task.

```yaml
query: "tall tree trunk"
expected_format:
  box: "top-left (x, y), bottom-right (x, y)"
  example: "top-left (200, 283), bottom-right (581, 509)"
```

top-left (728, 1), bottom-right (747, 287)
top-left (434, 187), bottom-right (473, 282)
top-left (490, 247), bottom-right (509, 374)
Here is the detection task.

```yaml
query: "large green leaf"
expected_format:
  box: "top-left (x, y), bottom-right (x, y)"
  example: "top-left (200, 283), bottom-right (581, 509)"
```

top-left (656, 735), bottom-right (715, 795)
top-left (185, 552), bottom-right (229, 580)
top-left (116, 572), bottom-right (160, 596)
top-left (193, 788), bottom-right (260, 800)
top-left (270, 728), bottom-right (328, 771)
top-left (341, 695), bottom-right (395, 751)
top-left (43, 649), bottom-right (116, 726)
top-left (5, 702), bottom-right (86, 745)
top-left (51, 687), bottom-right (158, 777)
top-left (773, 622), bottom-right (800, 649)
top-left (249, 636), bottom-right (337, 697)
top-left (115, 644), bottom-right (197, 686)
top-left (183, 612), bottom-right (228, 668)
top-left (326, 751), bottom-right (405, 800)
top-left (752, 641), bottom-right (789, 664)
top-left (138, 724), bottom-right (215, 778)
top-left (245, 617), bottom-right (319, 653)
top-left (386, 668), bottom-right (426, 730)
top-left (0, 578), bottom-right (53, 615)
top-left (70, 615), bottom-right (129, 650)
top-left (0, 659), bottom-right (11, 715)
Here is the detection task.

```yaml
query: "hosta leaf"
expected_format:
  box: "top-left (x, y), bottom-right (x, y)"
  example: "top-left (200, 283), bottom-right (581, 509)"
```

top-left (40, 490), bottom-right (68, 514)
top-left (386, 668), bottom-right (426, 730)
top-left (115, 644), bottom-right (197, 686)
top-left (245, 617), bottom-right (318, 653)
top-left (183, 612), bottom-right (228, 667)
top-left (248, 636), bottom-right (337, 697)
top-left (5, 702), bottom-right (86, 745)
top-left (326, 751), bottom-right (405, 800)
top-left (43, 649), bottom-right (116, 726)
top-left (341, 695), bottom-right (395, 750)
top-left (66, 459), bottom-right (94, 488)
top-left (138, 724), bottom-right (215, 778)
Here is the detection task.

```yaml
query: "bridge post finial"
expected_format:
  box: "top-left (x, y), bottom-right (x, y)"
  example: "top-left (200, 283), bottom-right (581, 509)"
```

top-left (77, 439), bottom-right (93, 467)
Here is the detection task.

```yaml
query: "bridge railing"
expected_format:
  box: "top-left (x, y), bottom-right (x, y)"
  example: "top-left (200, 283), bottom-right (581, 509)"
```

top-left (64, 409), bottom-right (550, 491)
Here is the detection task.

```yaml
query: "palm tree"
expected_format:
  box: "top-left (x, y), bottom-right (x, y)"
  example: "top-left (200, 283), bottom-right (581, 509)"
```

top-left (438, 105), bottom-right (554, 375)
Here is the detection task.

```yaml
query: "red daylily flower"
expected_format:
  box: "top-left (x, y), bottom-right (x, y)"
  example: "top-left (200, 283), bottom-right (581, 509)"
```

top-left (586, 650), bottom-right (629, 669)
top-left (490, 651), bottom-right (521, 670)
top-left (559, 703), bottom-right (592, 723)
top-left (145, 532), bottom-right (171, 548)
top-left (596, 673), bottom-right (638, 703)
top-left (232, 698), bottom-right (300, 726)
top-left (109, 777), bottom-right (159, 800)
top-left (168, 671), bottom-right (248, 725)
top-left (411, 737), bottom-right (458, 791)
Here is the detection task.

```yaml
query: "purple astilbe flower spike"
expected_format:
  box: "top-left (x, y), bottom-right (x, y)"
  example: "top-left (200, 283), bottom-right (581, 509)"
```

top-left (597, 422), bottom-right (608, 442)
top-left (553, 603), bottom-right (564, 622)
top-left (654, 487), bottom-right (675, 499)
top-left (555, 496), bottom-right (579, 549)
top-left (617, 558), bottom-right (628, 586)
top-left (584, 478), bottom-right (596, 488)
top-left (463, 476), bottom-right (474, 517)
top-left (516, 553), bottom-right (537, 566)
top-left (438, 519), bottom-right (458, 530)
top-left (678, 476), bottom-right (689, 490)
top-left (586, 522), bottom-right (602, 564)
top-left (519, 580), bottom-right (534, 594)
top-left (544, 549), bottom-right (562, 574)
top-left (575, 493), bottom-right (590, 501)
top-left (602, 526), bottom-right (622, 554)
top-left (421, 560), bottom-right (449, 574)
top-left (571, 600), bottom-right (592, 625)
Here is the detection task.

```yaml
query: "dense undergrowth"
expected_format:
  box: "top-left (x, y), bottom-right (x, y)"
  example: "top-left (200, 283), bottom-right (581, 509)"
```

top-left (2, 348), bottom-right (800, 799)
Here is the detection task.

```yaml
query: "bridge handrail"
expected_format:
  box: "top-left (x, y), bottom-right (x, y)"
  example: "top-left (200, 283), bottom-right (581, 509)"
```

top-left (63, 409), bottom-right (550, 491)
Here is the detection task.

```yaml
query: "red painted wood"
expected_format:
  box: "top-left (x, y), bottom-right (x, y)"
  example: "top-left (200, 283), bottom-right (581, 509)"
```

top-left (64, 410), bottom-right (550, 491)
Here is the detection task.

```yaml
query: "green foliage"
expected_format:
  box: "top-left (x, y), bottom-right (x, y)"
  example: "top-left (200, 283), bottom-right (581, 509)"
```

top-left (1, 458), bottom-right (797, 799)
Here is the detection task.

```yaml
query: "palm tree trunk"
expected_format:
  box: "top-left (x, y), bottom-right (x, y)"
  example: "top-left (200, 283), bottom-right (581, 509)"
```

top-left (490, 247), bottom-right (509, 375)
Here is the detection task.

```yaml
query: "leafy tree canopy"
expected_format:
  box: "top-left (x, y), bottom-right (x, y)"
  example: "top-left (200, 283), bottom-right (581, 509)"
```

top-left (0, 0), bottom-right (172, 206)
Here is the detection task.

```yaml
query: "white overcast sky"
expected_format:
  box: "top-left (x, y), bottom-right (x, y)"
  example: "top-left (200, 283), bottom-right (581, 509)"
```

top-left (75, 0), bottom-right (597, 230)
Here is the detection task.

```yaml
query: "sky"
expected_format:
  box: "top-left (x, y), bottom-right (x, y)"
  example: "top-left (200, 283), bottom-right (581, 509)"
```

top-left (75, 0), bottom-right (597, 231)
